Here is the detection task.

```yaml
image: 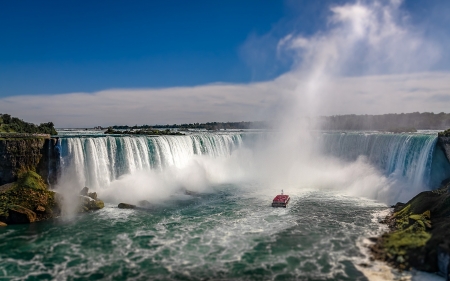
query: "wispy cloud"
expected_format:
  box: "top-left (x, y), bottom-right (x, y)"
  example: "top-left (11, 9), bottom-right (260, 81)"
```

top-left (1, 0), bottom-right (449, 128)
top-left (1, 71), bottom-right (449, 127)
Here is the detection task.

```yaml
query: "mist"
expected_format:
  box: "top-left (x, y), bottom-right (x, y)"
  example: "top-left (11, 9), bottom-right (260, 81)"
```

top-left (55, 0), bottom-right (445, 213)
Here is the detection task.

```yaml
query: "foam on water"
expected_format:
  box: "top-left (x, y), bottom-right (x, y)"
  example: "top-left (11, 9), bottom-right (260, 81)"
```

top-left (4, 131), bottom-right (443, 279)
top-left (0, 186), bottom-right (390, 280)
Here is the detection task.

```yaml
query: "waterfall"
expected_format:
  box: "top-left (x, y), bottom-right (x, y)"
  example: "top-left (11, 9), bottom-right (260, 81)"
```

top-left (321, 132), bottom-right (450, 191)
top-left (58, 131), bottom-right (450, 198)
top-left (59, 133), bottom-right (243, 189)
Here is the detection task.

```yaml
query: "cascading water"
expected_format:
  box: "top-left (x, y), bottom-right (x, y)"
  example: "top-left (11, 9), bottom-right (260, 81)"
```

top-left (58, 131), bottom-right (450, 198)
top-left (320, 132), bottom-right (450, 193)
top-left (59, 133), bottom-right (244, 189)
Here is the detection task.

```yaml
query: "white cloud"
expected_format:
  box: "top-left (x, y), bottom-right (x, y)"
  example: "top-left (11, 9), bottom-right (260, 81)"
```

top-left (1, 71), bottom-right (449, 127)
top-left (1, 0), bottom-right (449, 128)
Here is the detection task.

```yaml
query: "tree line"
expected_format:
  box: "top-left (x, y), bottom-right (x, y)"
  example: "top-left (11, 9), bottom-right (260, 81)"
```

top-left (111, 113), bottom-right (450, 132)
top-left (111, 121), bottom-right (268, 131)
top-left (0, 114), bottom-right (57, 135)
top-left (319, 112), bottom-right (450, 131)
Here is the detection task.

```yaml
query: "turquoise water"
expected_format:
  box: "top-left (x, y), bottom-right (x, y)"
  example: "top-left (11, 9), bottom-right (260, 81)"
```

top-left (1, 130), bottom-right (447, 280)
top-left (0, 186), bottom-right (386, 280)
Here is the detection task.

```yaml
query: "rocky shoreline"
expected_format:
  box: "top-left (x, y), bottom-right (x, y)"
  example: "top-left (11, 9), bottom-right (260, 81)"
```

top-left (366, 132), bottom-right (450, 279)
top-left (369, 181), bottom-right (450, 279)
top-left (0, 135), bottom-right (104, 227)
top-left (0, 171), bottom-right (104, 226)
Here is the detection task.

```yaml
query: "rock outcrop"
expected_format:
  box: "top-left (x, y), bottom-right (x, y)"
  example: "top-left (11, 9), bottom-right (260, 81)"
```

top-left (7, 205), bottom-right (37, 224)
top-left (0, 136), bottom-right (60, 186)
top-left (0, 175), bottom-right (106, 225)
top-left (118, 203), bottom-right (136, 209)
top-left (0, 171), bottom-right (60, 224)
top-left (438, 136), bottom-right (450, 164)
top-left (79, 187), bottom-right (104, 212)
top-left (370, 182), bottom-right (450, 274)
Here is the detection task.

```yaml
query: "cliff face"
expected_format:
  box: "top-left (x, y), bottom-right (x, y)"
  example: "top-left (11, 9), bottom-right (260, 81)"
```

top-left (438, 136), bottom-right (450, 164)
top-left (0, 137), bottom-right (60, 186)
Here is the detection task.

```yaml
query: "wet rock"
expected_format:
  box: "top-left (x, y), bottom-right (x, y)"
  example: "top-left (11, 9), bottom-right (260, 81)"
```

top-left (438, 136), bottom-right (450, 164)
top-left (118, 203), bottom-right (136, 209)
top-left (0, 221), bottom-right (6, 227)
top-left (370, 182), bottom-right (450, 273)
top-left (137, 200), bottom-right (151, 208)
top-left (7, 205), bottom-right (36, 224)
top-left (0, 183), bottom-right (14, 194)
top-left (79, 195), bottom-right (104, 212)
top-left (391, 202), bottom-right (406, 212)
top-left (88, 192), bottom-right (97, 200)
top-left (368, 237), bottom-right (379, 243)
top-left (184, 189), bottom-right (199, 196)
top-left (0, 171), bottom-right (61, 223)
top-left (93, 200), bottom-right (104, 210)
top-left (80, 187), bottom-right (89, 196)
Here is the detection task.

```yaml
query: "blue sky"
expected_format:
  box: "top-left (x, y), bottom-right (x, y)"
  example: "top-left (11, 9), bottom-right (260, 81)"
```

top-left (1, 0), bottom-right (289, 96)
top-left (1, 0), bottom-right (450, 126)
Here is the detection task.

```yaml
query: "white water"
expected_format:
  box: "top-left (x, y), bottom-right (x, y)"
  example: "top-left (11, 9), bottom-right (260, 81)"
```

top-left (321, 132), bottom-right (445, 194)
top-left (59, 133), bottom-right (244, 190)
top-left (56, 131), bottom-right (449, 206)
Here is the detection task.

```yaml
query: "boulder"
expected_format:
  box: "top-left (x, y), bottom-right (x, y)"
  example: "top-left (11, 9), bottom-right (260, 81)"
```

top-left (137, 200), bottom-right (151, 208)
top-left (0, 221), bottom-right (6, 227)
top-left (92, 200), bottom-right (104, 210)
top-left (88, 192), bottom-right (97, 200)
top-left (79, 195), bottom-right (104, 212)
top-left (118, 203), bottom-right (136, 209)
top-left (7, 205), bottom-right (36, 224)
top-left (80, 186), bottom-right (89, 196)
top-left (184, 189), bottom-right (199, 196)
top-left (391, 202), bottom-right (406, 213)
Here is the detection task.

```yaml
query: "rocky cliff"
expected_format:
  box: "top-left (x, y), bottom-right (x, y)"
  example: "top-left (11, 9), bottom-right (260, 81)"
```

top-left (438, 136), bottom-right (450, 164)
top-left (370, 182), bottom-right (450, 277)
top-left (0, 136), bottom-right (60, 186)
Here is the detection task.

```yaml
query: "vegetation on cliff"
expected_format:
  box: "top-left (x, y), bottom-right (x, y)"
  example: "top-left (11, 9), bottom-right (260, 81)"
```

top-left (105, 127), bottom-right (184, 135)
top-left (109, 121), bottom-right (268, 131)
top-left (321, 112), bottom-right (450, 131)
top-left (107, 112), bottom-right (450, 132)
top-left (370, 183), bottom-right (450, 273)
top-left (0, 171), bottom-right (59, 224)
top-left (0, 113), bottom-right (57, 135)
top-left (438, 129), bottom-right (450, 137)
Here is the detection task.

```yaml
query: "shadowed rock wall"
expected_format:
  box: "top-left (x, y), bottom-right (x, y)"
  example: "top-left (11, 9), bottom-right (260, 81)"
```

top-left (0, 137), bottom-right (60, 186)
top-left (438, 136), bottom-right (450, 165)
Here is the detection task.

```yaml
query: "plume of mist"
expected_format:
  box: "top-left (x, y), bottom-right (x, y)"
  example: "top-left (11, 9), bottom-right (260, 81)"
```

top-left (56, 0), bottom-right (444, 211)
top-left (239, 0), bottom-right (442, 203)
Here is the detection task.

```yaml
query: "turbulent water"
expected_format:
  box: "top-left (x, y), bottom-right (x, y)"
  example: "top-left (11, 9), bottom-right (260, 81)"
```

top-left (321, 131), bottom-right (450, 192)
top-left (1, 130), bottom-right (448, 280)
top-left (58, 133), bottom-right (244, 189)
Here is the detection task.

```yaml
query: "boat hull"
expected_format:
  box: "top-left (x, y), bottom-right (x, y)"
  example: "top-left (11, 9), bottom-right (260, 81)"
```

top-left (272, 196), bottom-right (290, 208)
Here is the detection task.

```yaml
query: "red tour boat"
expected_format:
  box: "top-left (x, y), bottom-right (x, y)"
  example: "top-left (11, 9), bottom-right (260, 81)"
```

top-left (272, 190), bottom-right (290, 208)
